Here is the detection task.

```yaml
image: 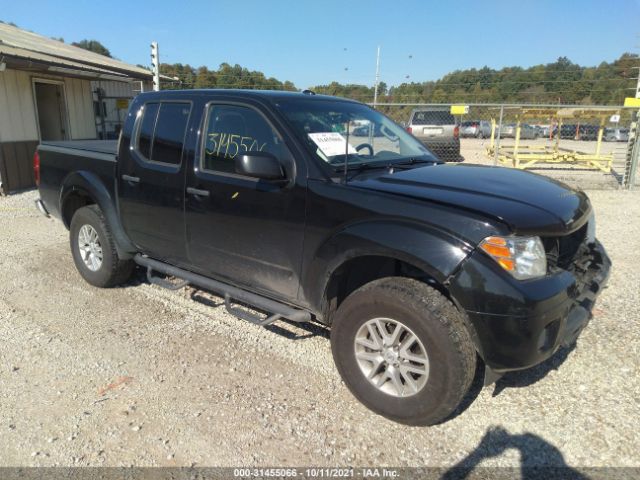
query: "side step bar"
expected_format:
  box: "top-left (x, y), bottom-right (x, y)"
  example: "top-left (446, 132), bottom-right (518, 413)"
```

top-left (134, 254), bottom-right (311, 326)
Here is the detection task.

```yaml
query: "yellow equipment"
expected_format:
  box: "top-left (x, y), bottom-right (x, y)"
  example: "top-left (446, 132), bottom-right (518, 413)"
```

top-left (486, 107), bottom-right (619, 173)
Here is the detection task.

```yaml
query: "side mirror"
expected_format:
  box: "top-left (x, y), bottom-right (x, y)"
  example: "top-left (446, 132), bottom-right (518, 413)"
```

top-left (234, 151), bottom-right (286, 181)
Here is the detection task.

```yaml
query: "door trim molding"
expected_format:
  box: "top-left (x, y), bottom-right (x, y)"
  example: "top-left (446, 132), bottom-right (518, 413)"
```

top-left (31, 77), bottom-right (70, 141)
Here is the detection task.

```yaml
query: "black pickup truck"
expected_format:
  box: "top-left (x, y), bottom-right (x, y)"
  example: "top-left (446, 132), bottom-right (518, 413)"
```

top-left (35, 90), bottom-right (610, 425)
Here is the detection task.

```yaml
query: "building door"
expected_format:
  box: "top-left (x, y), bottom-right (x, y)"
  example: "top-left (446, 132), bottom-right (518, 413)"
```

top-left (34, 81), bottom-right (67, 141)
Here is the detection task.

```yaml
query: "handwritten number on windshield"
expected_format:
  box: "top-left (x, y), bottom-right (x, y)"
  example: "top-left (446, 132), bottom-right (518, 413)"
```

top-left (206, 132), bottom-right (267, 159)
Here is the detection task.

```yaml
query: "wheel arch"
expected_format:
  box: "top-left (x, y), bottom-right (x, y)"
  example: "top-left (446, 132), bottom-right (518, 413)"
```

top-left (320, 251), bottom-right (485, 371)
top-left (321, 254), bottom-right (448, 322)
top-left (60, 171), bottom-right (136, 258)
top-left (306, 220), bottom-right (473, 323)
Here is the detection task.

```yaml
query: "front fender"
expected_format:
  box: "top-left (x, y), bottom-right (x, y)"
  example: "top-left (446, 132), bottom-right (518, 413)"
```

top-left (301, 219), bottom-right (473, 313)
top-left (60, 171), bottom-right (136, 258)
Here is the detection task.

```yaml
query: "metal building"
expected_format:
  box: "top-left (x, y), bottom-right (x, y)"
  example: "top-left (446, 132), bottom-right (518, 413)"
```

top-left (0, 23), bottom-right (152, 194)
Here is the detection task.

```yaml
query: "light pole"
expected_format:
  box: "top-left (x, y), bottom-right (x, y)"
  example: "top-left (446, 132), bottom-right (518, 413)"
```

top-left (373, 46), bottom-right (381, 106)
top-left (150, 41), bottom-right (160, 91)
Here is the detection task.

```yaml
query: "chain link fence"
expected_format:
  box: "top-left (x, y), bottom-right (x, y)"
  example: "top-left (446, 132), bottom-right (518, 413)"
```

top-left (373, 103), bottom-right (638, 190)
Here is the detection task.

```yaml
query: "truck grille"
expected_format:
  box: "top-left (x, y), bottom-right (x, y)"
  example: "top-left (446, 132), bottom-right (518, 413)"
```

top-left (542, 223), bottom-right (588, 270)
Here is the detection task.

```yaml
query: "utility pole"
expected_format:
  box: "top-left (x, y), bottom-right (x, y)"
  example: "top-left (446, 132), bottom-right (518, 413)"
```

top-left (150, 41), bottom-right (160, 91)
top-left (373, 46), bottom-right (381, 106)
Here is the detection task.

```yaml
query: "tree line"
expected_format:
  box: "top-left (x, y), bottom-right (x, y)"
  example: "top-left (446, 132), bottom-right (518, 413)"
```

top-left (312, 54), bottom-right (638, 106)
top-left (158, 63), bottom-right (296, 91)
top-left (159, 53), bottom-right (637, 107)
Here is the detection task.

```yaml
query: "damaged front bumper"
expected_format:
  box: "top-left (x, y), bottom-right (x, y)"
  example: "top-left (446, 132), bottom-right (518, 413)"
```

top-left (450, 240), bottom-right (611, 384)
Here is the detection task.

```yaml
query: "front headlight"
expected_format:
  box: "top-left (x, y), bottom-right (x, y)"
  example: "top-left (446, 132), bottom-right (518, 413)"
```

top-left (479, 236), bottom-right (547, 280)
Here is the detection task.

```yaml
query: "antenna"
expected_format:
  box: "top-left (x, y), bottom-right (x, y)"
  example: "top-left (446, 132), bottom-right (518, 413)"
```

top-left (343, 118), bottom-right (351, 183)
top-left (373, 46), bottom-right (381, 106)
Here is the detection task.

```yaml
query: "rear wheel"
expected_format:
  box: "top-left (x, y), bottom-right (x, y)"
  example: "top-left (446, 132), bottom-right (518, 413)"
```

top-left (69, 205), bottom-right (134, 288)
top-left (330, 277), bottom-right (476, 426)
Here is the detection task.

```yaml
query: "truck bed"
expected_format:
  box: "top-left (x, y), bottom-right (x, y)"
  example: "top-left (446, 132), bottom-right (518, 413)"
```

top-left (37, 140), bottom-right (119, 222)
top-left (41, 140), bottom-right (118, 156)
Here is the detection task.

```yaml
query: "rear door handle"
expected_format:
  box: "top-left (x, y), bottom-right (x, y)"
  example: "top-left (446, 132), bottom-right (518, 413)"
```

top-left (122, 174), bottom-right (140, 183)
top-left (187, 187), bottom-right (210, 197)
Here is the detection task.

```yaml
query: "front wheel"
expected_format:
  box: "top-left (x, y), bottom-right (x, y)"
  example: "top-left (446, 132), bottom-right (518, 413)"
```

top-left (330, 277), bottom-right (476, 426)
top-left (70, 205), bottom-right (134, 288)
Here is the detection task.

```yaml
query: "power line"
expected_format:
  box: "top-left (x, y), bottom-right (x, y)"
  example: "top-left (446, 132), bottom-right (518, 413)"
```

top-left (336, 87), bottom-right (629, 100)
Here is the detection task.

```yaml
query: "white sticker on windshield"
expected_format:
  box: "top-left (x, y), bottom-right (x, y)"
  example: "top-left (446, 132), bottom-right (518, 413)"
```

top-left (308, 132), bottom-right (357, 157)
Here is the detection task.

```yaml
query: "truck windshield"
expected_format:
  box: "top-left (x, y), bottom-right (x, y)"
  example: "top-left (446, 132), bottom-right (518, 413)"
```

top-left (275, 99), bottom-right (436, 168)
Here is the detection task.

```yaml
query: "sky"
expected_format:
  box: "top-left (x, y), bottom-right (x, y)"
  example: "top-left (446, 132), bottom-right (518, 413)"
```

top-left (2, 0), bottom-right (639, 89)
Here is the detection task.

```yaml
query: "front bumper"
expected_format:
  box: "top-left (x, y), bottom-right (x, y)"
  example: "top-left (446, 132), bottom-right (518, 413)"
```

top-left (450, 240), bottom-right (611, 374)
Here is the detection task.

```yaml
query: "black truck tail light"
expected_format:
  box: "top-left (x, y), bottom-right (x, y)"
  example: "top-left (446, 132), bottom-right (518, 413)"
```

top-left (454, 125), bottom-right (460, 139)
top-left (33, 150), bottom-right (41, 186)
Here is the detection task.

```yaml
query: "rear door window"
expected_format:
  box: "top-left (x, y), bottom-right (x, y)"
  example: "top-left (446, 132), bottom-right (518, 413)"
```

top-left (135, 102), bottom-right (191, 165)
top-left (137, 103), bottom-right (159, 159)
top-left (152, 103), bottom-right (191, 165)
top-left (411, 111), bottom-right (455, 126)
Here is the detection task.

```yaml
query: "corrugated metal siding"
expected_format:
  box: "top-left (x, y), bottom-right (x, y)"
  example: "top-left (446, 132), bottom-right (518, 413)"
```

top-left (0, 140), bottom-right (38, 194)
top-left (91, 80), bottom-right (144, 138)
top-left (64, 77), bottom-right (96, 139)
top-left (0, 68), bottom-right (97, 192)
top-left (93, 80), bottom-right (140, 98)
top-left (0, 69), bottom-right (97, 142)
top-left (0, 69), bottom-right (40, 142)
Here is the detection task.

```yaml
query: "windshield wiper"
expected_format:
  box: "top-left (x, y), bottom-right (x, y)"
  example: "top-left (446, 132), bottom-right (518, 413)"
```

top-left (339, 162), bottom-right (392, 181)
top-left (393, 157), bottom-right (440, 166)
top-left (339, 157), bottom-right (438, 182)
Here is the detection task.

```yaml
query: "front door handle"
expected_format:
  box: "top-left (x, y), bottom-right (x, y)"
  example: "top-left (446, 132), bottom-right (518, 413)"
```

top-left (122, 174), bottom-right (140, 183)
top-left (187, 187), bottom-right (210, 198)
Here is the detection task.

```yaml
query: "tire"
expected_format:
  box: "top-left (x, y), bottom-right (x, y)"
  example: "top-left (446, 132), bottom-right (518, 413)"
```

top-left (69, 205), bottom-right (134, 288)
top-left (330, 277), bottom-right (476, 426)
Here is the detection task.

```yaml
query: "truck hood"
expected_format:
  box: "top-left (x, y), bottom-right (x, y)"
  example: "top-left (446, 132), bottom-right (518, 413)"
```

top-left (349, 164), bottom-right (591, 235)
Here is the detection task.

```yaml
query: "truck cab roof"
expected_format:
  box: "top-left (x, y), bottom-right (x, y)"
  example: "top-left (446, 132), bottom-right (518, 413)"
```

top-left (137, 88), bottom-right (360, 104)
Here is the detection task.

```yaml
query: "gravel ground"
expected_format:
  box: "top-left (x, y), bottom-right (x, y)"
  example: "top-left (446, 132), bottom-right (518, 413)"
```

top-left (0, 188), bottom-right (638, 470)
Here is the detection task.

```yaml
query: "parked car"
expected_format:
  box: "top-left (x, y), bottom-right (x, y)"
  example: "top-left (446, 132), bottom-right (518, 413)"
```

top-left (406, 108), bottom-right (461, 161)
top-left (533, 125), bottom-right (552, 138)
top-left (460, 120), bottom-right (491, 139)
top-left (578, 124), bottom-right (599, 141)
top-left (604, 128), bottom-right (629, 142)
top-left (500, 123), bottom-right (538, 139)
top-left (538, 125), bottom-right (551, 137)
top-left (352, 123), bottom-right (383, 137)
top-left (553, 124), bottom-right (579, 140)
top-left (35, 90), bottom-right (610, 426)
